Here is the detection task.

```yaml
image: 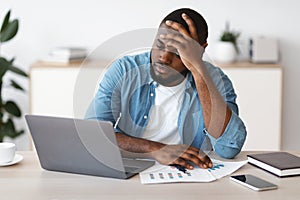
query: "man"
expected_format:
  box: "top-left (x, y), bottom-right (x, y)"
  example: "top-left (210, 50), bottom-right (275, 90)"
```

top-left (86, 8), bottom-right (246, 170)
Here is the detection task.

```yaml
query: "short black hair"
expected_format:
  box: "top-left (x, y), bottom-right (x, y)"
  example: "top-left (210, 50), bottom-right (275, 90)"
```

top-left (161, 8), bottom-right (208, 45)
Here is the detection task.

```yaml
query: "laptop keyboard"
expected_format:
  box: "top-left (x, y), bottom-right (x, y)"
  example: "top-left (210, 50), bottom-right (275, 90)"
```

top-left (124, 166), bottom-right (139, 174)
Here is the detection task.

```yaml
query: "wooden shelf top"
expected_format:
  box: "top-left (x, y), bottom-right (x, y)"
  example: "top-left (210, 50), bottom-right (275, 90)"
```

top-left (30, 60), bottom-right (282, 69)
top-left (215, 61), bottom-right (282, 69)
top-left (30, 60), bottom-right (111, 69)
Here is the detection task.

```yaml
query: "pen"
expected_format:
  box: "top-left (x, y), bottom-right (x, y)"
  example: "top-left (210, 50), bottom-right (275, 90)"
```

top-left (169, 164), bottom-right (187, 174)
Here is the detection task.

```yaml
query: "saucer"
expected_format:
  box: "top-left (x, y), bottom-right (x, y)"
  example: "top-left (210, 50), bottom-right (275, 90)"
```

top-left (0, 154), bottom-right (23, 167)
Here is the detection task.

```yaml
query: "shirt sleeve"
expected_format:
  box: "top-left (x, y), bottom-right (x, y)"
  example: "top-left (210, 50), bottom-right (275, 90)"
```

top-left (204, 63), bottom-right (247, 158)
top-left (84, 59), bottom-right (124, 133)
top-left (205, 111), bottom-right (247, 159)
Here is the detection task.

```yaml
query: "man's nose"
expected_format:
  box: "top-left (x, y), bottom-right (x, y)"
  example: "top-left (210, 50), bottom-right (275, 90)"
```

top-left (159, 50), bottom-right (173, 65)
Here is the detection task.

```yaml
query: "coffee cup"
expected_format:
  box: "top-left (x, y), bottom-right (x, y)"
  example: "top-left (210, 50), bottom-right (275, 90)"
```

top-left (0, 142), bottom-right (16, 163)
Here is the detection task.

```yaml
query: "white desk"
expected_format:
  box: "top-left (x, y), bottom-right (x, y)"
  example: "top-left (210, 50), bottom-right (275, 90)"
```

top-left (1, 151), bottom-right (299, 200)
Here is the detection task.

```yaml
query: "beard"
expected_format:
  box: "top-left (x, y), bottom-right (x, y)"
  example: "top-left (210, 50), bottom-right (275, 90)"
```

top-left (150, 63), bottom-right (188, 86)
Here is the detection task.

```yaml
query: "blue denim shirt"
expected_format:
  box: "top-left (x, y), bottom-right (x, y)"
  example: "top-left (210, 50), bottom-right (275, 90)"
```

top-left (85, 51), bottom-right (246, 158)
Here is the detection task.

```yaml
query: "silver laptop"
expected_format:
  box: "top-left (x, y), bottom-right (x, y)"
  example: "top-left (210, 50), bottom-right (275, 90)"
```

top-left (25, 115), bottom-right (155, 179)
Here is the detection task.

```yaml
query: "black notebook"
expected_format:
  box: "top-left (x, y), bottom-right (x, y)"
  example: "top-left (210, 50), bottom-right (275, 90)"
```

top-left (247, 152), bottom-right (300, 177)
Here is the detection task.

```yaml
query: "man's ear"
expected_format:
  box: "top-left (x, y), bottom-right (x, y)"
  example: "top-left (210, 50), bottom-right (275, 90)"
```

top-left (202, 42), bottom-right (208, 49)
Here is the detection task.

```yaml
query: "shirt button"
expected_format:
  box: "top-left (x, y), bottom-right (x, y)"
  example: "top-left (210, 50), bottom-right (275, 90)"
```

top-left (143, 115), bottom-right (148, 119)
top-left (150, 93), bottom-right (154, 97)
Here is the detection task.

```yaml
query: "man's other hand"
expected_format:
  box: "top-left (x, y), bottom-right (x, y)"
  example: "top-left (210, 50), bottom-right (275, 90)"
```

top-left (151, 144), bottom-right (213, 169)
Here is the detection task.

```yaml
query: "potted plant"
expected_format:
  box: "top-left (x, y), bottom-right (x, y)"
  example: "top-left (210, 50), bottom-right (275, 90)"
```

top-left (214, 22), bottom-right (240, 63)
top-left (0, 10), bottom-right (28, 142)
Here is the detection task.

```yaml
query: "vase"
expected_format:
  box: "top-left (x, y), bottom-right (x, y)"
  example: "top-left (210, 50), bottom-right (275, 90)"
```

top-left (214, 41), bottom-right (237, 63)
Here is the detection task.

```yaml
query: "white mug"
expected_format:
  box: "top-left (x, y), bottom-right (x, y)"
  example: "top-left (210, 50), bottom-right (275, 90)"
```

top-left (0, 142), bottom-right (16, 163)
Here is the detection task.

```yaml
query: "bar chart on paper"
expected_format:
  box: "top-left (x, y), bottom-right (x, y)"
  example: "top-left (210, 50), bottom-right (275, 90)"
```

top-left (152, 171), bottom-right (192, 180)
top-left (139, 159), bottom-right (247, 184)
top-left (208, 162), bottom-right (225, 172)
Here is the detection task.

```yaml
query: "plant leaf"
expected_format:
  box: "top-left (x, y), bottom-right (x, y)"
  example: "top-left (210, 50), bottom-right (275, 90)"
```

top-left (9, 57), bottom-right (15, 64)
top-left (10, 79), bottom-right (24, 91)
top-left (7, 129), bottom-right (24, 138)
top-left (0, 19), bottom-right (19, 43)
top-left (1, 118), bottom-right (24, 139)
top-left (0, 57), bottom-right (27, 77)
top-left (0, 10), bottom-right (11, 33)
top-left (8, 65), bottom-right (28, 77)
top-left (220, 29), bottom-right (240, 54)
top-left (2, 118), bottom-right (24, 138)
top-left (0, 57), bottom-right (10, 78)
top-left (2, 119), bottom-right (15, 136)
top-left (14, 130), bottom-right (25, 138)
top-left (4, 101), bottom-right (22, 117)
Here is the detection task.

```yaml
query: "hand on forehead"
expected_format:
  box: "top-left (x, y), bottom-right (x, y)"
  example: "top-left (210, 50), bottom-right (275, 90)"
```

top-left (159, 13), bottom-right (199, 43)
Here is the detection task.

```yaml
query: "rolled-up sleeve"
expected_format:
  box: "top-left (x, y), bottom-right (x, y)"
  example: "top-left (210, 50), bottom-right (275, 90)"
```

top-left (206, 111), bottom-right (247, 158)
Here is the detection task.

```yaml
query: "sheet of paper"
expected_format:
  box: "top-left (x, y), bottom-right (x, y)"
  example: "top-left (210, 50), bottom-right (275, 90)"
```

top-left (208, 159), bottom-right (247, 179)
top-left (139, 159), bottom-right (247, 184)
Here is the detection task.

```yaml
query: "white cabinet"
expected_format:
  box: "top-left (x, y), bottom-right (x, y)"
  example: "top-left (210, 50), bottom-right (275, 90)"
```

top-left (30, 61), bottom-right (107, 118)
top-left (219, 62), bottom-right (282, 151)
top-left (30, 66), bottom-right (79, 117)
top-left (30, 61), bottom-right (282, 150)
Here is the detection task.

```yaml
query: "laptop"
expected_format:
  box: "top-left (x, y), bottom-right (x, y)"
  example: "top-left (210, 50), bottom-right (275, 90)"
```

top-left (25, 115), bottom-right (155, 179)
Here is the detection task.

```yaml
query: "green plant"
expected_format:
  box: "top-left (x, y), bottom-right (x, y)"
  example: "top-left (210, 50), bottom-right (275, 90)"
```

top-left (220, 22), bottom-right (240, 53)
top-left (0, 10), bottom-right (28, 142)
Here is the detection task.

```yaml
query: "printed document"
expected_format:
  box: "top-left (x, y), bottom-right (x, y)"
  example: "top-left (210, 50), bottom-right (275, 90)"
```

top-left (140, 159), bottom-right (247, 184)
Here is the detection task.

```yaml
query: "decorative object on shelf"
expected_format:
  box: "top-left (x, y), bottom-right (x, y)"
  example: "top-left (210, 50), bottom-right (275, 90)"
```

top-left (41, 47), bottom-right (87, 64)
top-left (249, 37), bottom-right (279, 63)
top-left (214, 22), bottom-right (240, 63)
top-left (0, 10), bottom-right (28, 142)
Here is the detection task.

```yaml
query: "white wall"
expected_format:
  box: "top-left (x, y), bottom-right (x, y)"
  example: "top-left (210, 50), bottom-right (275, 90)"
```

top-left (1, 0), bottom-right (300, 150)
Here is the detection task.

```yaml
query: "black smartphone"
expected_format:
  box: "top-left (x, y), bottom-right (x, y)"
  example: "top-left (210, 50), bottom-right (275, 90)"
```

top-left (230, 174), bottom-right (278, 191)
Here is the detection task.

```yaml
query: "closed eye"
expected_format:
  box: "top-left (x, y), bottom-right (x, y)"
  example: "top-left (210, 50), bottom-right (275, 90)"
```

top-left (156, 38), bottom-right (180, 58)
top-left (156, 39), bottom-right (165, 50)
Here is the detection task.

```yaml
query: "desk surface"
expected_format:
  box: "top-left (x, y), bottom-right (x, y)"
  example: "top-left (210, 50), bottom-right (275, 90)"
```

top-left (1, 151), bottom-right (299, 200)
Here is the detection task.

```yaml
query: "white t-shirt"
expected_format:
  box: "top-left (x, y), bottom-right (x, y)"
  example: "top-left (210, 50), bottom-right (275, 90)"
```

top-left (142, 78), bottom-right (187, 144)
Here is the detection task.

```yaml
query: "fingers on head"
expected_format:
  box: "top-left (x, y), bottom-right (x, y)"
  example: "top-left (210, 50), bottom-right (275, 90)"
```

top-left (166, 20), bottom-right (189, 37)
top-left (181, 13), bottom-right (199, 42)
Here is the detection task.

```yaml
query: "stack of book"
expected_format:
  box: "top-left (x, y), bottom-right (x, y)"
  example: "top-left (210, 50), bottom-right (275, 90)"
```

top-left (247, 152), bottom-right (300, 177)
top-left (41, 47), bottom-right (87, 64)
